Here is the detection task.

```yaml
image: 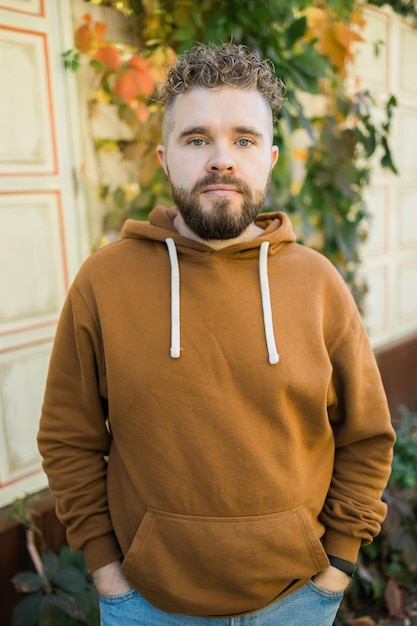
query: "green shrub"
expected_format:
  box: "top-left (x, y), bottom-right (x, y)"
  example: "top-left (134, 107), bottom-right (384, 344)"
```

top-left (11, 546), bottom-right (99, 626)
top-left (390, 406), bottom-right (417, 490)
top-left (337, 407), bottom-right (417, 623)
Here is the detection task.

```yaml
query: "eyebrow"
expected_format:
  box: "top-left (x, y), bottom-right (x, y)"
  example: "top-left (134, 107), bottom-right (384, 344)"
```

top-left (233, 126), bottom-right (263, 137)
top-left (178, 125), bottom-right (264, 140)
top-left (178, 126), bottom-right (210, 140)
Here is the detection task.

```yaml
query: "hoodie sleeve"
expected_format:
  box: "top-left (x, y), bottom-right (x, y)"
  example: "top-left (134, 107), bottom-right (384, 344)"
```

top-left (37, 282), bottom-right (123, 572)
top-left (320, 306), bottom-right (396, 563)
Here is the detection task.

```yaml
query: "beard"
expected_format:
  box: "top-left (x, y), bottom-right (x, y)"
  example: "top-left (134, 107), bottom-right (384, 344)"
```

top-left (168, 173), bottom-right (271, 241)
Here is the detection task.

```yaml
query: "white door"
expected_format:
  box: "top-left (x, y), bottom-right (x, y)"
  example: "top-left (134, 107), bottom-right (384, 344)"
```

top-left (0, 0), bottom-right (88, 507)
top-left (355, 6), bottom-right (417, 346)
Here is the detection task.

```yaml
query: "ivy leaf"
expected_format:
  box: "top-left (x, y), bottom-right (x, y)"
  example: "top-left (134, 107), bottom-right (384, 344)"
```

top-left (386, 94), bottom-right (398, 118)
top-left (355, 126), bottom-right (376, 158)
top-left (380, 138), bottom-right (398, 174)
top-left (90, 59), bottom-right (107, 72)
top-left (287, 65), bottom-right (322, 94)
top-left (62, 50), bottom-right (81, 72)
top-left (290, 48), bottom-right (329, 79)
top-left (285, 16), bottom-right (307, 47)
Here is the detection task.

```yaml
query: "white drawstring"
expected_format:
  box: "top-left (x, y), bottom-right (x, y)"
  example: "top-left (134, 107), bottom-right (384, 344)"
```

top-left (165, 238), bottom-right (279, 365)
top-left (165, 238), bottom-right (181, 358)
top-left (259, 242), bottom-right (280, 365)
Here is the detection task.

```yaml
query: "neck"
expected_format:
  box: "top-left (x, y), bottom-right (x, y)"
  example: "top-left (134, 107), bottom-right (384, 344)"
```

top-left (173, 214), bottom-right (263, 250)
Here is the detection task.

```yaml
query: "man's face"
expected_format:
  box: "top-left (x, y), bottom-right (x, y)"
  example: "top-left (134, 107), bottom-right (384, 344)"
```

top-left (157, 87), bottom-right (279, 241)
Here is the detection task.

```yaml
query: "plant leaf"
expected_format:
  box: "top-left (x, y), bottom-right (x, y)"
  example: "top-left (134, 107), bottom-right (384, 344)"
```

top-left (384, 577), bottom-right (407, 619)
top-left (285, 16), bottom-right (307, 47)
top-left (12, 571), bottom-right (44, 593)
top-left (291, 49), bottom-right (329, 79)
top-left (12, 592), bottom-right (42, 626)
top-left (39, 592), bottom-right (80, 625)
top-left (52, 565), bottom-right (87, 593)
top-left (43, 551), bottom-right (60, 580)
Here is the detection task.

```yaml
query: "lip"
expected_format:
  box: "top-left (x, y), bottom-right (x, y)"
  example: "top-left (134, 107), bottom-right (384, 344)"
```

top-left (202, 185), bottom-right (241, 195)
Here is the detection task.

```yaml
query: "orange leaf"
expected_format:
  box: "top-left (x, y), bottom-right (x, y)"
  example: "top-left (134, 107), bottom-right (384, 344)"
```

top-left (128, 55), bottom-right (156, 96)
top-left (305, 7), bottom-right (329, 38)
top-left (314, 27), bottom-right (344, 70)
top-left (75, 23), bottom-right (93, 53)
top-left (325, 41), bottom-right (346, 71)
top-left (351, 4), bottom-right (366, 29)
top-left (93, 21), bottom-right (106, 46)
top-left (304, 6), bottom-right (362, 71)
top-left (74, 17), bottom-right (106, 54)
top-left (127, 54), bottom-right (148, 73)
top-left (333, 21), bottom-right (362, 61)
top-left (94, 45), bottom-right (122, 72)
top-left (131, 69), bottom-right (155, 97)
top-left (114, 70), bottom-right (140, 104)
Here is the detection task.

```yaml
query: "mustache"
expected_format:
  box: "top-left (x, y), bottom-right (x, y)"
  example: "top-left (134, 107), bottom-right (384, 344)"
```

top-left (192, 174), bottom-right (250, 195)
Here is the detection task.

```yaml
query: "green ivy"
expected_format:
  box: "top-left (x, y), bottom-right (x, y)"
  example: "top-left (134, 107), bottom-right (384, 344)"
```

top-left (80, 0), bottom-right (398, 310)
top-left (155, 0), bottom-right (397, 309)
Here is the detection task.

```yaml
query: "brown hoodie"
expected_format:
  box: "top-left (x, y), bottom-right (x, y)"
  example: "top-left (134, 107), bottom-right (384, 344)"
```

top-left (38, 208), bottom-right (395, 617)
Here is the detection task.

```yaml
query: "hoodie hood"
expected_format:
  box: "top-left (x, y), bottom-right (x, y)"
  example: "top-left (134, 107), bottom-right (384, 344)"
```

top-left (121, 206), bottom-right (297, 257)
top-left (121, 206), bottom-right (297, 365)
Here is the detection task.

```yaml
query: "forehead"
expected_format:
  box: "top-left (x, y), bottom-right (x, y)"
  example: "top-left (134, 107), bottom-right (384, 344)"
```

top-left (164, 87), bottom-right (273, 140)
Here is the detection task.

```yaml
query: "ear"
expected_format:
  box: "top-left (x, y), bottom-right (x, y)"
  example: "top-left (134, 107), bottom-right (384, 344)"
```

top-left (271, 145), bottom-right (279, 169)
top-left (157, 145), bottom-right (168, 173)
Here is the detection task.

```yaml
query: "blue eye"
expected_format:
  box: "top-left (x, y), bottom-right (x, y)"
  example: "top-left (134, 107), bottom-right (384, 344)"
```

top-left (236, 138), bottom-right (253, 147)
top-left (190, 138), bottom-right (206, 147)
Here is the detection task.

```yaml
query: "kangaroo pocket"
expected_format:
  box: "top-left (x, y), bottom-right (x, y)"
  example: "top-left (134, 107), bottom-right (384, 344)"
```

top-left (121, 506), bottom-right (329, 616)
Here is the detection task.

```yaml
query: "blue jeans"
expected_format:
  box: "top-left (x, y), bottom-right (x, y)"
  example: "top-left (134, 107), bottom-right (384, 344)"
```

top-left (99, 582), bottom-right (343, 625)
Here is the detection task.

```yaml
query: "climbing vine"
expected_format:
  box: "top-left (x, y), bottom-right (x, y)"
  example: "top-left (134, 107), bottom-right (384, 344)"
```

top-left (69, 0), bottom-right (398, 310)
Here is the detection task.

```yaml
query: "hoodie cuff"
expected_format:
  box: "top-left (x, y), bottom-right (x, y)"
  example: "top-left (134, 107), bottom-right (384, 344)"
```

top-left (321, 528), bottom-right (362, 564)
top-left (81, 533), bottom-right (123, 573)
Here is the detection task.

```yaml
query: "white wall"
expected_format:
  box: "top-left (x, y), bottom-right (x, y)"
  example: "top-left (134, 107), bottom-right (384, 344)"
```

top-left (354, 6), bottom-right (417, 347)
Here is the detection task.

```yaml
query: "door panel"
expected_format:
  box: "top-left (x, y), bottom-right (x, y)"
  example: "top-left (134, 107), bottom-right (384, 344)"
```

top-left (0, 0), bottom-right (87, 507)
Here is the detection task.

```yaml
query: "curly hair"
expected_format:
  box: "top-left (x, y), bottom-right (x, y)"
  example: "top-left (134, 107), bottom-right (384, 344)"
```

top-left (159, 42), bottom-right (286, 120)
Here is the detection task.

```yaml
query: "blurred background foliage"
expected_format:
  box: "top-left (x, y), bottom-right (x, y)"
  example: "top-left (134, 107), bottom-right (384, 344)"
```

top-left (368, 0), bottom-right (417, 20)
top-left (69, 0), bottom-right (404, 309)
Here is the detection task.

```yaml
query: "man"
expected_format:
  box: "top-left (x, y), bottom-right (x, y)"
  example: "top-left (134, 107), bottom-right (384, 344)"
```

top-left (38, 43), bottom-right (395, 626)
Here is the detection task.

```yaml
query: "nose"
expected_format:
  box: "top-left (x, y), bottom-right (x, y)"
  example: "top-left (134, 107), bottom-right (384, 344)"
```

top-left (207, 144), bottom-right (237, 174)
